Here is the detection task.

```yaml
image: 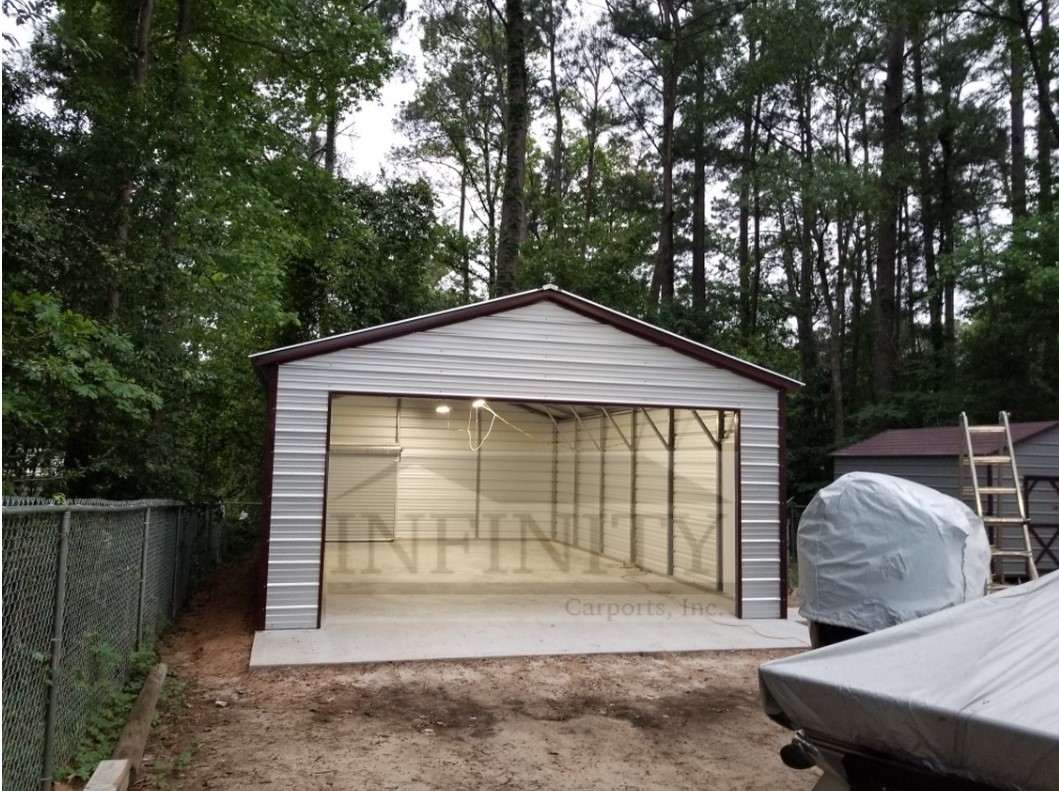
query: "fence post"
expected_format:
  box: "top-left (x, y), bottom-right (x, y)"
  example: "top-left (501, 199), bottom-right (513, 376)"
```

top-left (41, 510), bottom-right (72, 791)
top-left (136, 508), bottom-right (152, 651)
top-left (170, 508), bottom-right (182, 621)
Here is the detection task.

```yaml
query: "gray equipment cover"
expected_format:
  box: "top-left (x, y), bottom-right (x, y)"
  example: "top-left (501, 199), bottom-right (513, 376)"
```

top-left (760, 573), bottom-right (1059, 790)
top-left (798, 472), bottom-right (991, 632)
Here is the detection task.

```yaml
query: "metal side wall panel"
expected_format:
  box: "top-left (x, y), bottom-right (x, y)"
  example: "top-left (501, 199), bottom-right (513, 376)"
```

top-left (722, 417), bottom-right (739, 593)
top-left (634, 408), bottom-right (670, 576)
top-left (672, 410), bottom-right (719, 588)
top-left (394, 399), bottom-right (478, 539)
top-left (477, 406), bottom-right (555, 539)
top-left (575, 419), bottom-right (602, 552)
top-left (555, 422), bottom-right (576, 546)
top-left (740, 409), bottom-right (782, 617)
top-left (601, 411), bottom-right (634, 563)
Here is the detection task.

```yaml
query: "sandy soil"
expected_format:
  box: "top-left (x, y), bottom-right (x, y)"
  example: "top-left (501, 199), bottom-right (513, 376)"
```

top-left (139, 556), bottom-right (819, 791)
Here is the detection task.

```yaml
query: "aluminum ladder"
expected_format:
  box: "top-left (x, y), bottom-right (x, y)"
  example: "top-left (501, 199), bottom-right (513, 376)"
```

top-left (959, 411), bottom-right (1039, 589)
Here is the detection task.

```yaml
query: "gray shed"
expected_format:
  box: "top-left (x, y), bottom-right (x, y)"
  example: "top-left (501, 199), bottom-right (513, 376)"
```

top-left (831, 422), bottom-right (1059, 572)
top-left (250, 287), bottom-right (801, 633)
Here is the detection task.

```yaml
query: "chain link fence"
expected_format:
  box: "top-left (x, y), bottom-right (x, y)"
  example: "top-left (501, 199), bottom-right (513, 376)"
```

top-left (1, 499), bottom-right (261, 791)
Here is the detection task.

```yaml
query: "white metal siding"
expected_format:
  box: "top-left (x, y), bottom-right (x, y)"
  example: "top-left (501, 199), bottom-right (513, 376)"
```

top-left (477, 406), bottom-right (554, 539)
top-left (672, 410), bottom-right (719, 587)
top-left (721, 415), bottom-right (739, 593)
top-left (393, 399), bottom-right (478, 539)
top-left (576, 417), bottom-right (602, 552)
top-left (325, 451), bottom-right (398, 540)
top-left (602, 411), bottom-right (634, 562)
top-left (739, 405), bottom-right (782, 618)
top-left (265, 301), bottom-right (784, 628)
top-left (555, 421), bottom-right (576, 546)
top-left (634, 409), bottom-right (670, 577)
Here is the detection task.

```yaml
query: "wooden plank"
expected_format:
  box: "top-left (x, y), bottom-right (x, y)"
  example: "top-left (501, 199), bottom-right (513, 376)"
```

top-left (112, 663), bottom-right (168, 784)
top-left (85, 759), bottom-right (131, 791)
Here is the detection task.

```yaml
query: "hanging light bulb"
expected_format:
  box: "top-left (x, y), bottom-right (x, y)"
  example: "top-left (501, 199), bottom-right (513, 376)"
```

top-left (472, 399), bottom-right (487, 409)
top-left (435, 404), bottom-right (451, 415)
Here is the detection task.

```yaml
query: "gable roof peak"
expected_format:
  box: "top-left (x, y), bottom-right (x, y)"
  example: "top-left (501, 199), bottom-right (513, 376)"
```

top-left (251, 287), bottom-right (801, 391)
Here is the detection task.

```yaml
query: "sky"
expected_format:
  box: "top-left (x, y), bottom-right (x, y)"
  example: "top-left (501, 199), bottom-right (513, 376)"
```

top-left (337, 7), bottom-right (424, 185)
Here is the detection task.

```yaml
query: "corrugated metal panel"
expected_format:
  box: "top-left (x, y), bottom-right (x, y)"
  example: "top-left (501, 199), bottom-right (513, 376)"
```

top-left (739, 407), bottom-right (782, 617)
top-left (634, 409), bottom-right (670, 577)
top-left (394, 399), bottom-right (478, 539)
top-left (721, 414), bottom-right (739, 592)
top-left (672, 410), bottom-right (719, 587)
top-left (555, 421), bottom-right (576, 546)
top-left (576, 417), bottom-right (602, 552)
top-left (477, 405), bottom-right (554, 539)
top-left (264, 302), bottom-right (784, 628)
top-left (325, 450), bottom-right (398, 540)
top-left (602, 411), bottom-right (634, 562)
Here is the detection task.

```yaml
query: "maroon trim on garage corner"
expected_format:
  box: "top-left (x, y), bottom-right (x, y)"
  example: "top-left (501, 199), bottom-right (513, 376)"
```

top-left (254, 364), bottom-right (279, 631)
top-left (250, 287), bottom-right (801, 393)
top-left (778, 391), bottom-right (789, 619)
top-left (315, 394), bottom-right (338, 629)
top-left (734, 409), bottom-right (743, 619)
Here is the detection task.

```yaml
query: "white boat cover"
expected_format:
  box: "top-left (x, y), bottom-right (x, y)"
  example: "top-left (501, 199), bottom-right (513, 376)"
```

top-left (798, 472), bottom-right (991, 632)
top-left (760, 573), bottom-right (1059, 790)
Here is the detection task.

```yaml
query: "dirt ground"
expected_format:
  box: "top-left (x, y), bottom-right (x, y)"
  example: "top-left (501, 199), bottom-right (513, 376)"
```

top-left (139, 557), bottom-right (820, 791)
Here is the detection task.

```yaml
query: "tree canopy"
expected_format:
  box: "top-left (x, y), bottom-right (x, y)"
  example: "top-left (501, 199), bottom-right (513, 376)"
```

top-left (3, 0), bottom-right (1057, 501)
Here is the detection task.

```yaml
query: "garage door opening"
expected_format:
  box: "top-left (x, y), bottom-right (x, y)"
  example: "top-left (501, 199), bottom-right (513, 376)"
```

top-left (321, 395), bottom-right (740, 627)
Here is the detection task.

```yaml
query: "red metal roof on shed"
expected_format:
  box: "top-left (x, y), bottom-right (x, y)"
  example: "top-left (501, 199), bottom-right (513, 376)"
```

top-left (831, 421), bottom-right (1059, 458)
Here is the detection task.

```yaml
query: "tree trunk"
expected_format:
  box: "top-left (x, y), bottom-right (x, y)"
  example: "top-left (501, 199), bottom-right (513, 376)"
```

top-left (547, 0), bottom-right (564, 234)
top-left (1039, 0), bottom-right (1053, 214)
top-left (496, 0), bottom-right (529, 296)
top-left (737, 32), bottom-right (759, 338)
top-left (111, 0), bottom-right (155, 319)
top-left (1010, 14), bottom-right (1027, 220)
top-left (1013, 0), bottom-right (1059, 147)
top-left (459, 164), bottom-right (470, 298)
top-left (873, 21), bottom-right (905, 400)
top-left (650, 0), bottom-right (682, 311)
top-left (691, 57), bottom-right (706, 314)
top-left (940, 119), bottom-right (957, 349)
top-left (324, 89), bottom-right (338, 177)
top-left (912, 29), bottom-right (943, 354)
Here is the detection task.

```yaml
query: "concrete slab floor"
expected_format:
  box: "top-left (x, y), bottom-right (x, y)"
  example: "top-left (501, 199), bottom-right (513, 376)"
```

top-left (250, 539), bottom-right (809, 667)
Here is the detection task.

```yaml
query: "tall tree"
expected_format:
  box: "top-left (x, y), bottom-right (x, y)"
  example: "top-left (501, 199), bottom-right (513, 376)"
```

top-left (496, 0), bottom-right (531, 295)
top-left (874, 16), bottom-right (907, 399)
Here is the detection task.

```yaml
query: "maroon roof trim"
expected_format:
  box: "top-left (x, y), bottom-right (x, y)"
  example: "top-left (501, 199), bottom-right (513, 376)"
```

top-left (251, 287), bottom-right (800, 392)
top-left (831, 421), bottom-right (1059, 458)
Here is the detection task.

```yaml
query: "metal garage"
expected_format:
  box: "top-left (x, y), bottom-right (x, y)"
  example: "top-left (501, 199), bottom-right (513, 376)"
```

top-left (250, 286), bottom-right (800, 638)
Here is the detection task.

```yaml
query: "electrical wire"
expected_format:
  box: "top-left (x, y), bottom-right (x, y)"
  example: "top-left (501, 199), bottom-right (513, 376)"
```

top-left (466, 405), bottom-right (497, 451)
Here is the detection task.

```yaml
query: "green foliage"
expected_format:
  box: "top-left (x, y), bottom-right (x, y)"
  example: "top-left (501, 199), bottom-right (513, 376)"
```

top-left (58, 647), bottom-right (161, 782)
top-left (958, 213), bottom-right (1059, 420)
top-left (2, 0), bottom-right (407, 500)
